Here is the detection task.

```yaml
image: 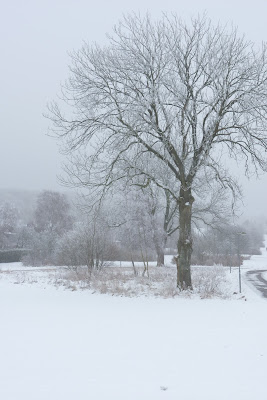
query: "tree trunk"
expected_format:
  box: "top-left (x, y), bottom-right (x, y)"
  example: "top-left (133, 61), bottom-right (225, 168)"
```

top-left (177, 187), bottom-right (194, 290)
top-left (156, 249), bottom-right (164, 267)
top-left (155, 235), bottom-right (167, 266)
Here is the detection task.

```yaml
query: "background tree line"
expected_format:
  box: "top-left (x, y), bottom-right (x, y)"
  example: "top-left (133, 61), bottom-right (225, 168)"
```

top-left (0, 189), bottom-right (265, 270)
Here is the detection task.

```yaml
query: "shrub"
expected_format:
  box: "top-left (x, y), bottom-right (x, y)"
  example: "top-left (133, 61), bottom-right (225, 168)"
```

top-left (192, 265), bottom-right (228, 298)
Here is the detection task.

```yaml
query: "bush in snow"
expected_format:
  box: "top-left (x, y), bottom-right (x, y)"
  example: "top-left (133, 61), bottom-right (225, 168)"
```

top-left (192, 265), bottom-right (228, 298)
top-left (55, 220), bottom-right (117, 273)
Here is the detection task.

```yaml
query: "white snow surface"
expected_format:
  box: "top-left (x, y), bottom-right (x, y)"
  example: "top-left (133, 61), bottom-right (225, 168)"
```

top-left (1, 241), bottom-right (267, 399)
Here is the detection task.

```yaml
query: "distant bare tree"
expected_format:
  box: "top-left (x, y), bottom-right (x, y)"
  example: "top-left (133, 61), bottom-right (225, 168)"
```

top-left (140, 185), bottom-right (179, 267)
top-left (23, 191), bottom-right (73, 266)
top-left (55, 210), bottom-right (116, 274)
top-left (192, 218), bottom-right (265, 266)
top-left (49, 14), bottom-right (267, 289)
top-left (34, 190), bottom-right (73, 235)
top-left (110, 189), bottom-right (155, 270)
top-left (0, 202), bottom-right (19, 249)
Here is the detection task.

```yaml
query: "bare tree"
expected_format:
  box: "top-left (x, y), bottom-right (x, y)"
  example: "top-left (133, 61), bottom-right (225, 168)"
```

top-left (49, 14), bottom-right (267, 289)
top-left (140, 185), bottom-right (179, 267)
top-left (23, 191), bottom-right (73, 266)
top-left (0, 202), bottom-right (19, 249)
top-left (55, 208), bottom-right (116, 274)
top-left (109, 189), bottom-right (155, 270)
top-left (34, 190), bottom-right (73, 235)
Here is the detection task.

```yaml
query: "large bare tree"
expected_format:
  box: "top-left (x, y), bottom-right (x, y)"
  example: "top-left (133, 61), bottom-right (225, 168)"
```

top-left (49, 14), bottom-right (267, 289)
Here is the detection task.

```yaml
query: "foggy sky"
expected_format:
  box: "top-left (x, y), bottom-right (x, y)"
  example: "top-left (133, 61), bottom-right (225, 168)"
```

top-left (1, 0), bottom-right (267, 216)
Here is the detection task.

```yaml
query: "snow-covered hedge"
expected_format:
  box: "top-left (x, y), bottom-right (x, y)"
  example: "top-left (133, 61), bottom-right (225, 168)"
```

top-left (0, 249), bottom-right (29, 263)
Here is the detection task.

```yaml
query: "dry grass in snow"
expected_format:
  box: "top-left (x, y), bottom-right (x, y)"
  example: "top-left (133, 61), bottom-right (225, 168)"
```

top-left (52, 264), bottom-right (232, 299)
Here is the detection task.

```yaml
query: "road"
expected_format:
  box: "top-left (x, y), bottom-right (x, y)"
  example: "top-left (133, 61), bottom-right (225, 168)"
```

top-left (246, 269), bottom-right (267, 298)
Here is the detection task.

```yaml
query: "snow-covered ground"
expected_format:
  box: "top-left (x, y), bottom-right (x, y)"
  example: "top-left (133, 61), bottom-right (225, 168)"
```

top-left (0, 243), bottom-right (267, 399)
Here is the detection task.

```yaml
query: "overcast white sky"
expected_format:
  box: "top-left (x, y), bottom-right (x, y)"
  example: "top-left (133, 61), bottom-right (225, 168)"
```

top-left (1, 0), bottom-right (267, 216)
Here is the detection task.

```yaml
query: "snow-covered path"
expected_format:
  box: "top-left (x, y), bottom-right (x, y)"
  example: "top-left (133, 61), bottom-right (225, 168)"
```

top-left (0, 278), bottom-right (267, 400)
top-left (246, 269), bottom-right (267, 298)
top-left (242, 235), bottom-right (267, 298)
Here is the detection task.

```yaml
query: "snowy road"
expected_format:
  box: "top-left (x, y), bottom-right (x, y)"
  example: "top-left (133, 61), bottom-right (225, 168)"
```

top-left (246, 270), bottom-right (267, 298)
top-left (243, 236), bottom-right (267, 298)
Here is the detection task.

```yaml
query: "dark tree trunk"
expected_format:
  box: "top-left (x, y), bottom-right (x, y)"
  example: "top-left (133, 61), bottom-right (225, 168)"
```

top-left (156, 248), bottom-right (165, 267)
top-left (177, 187), bottom-right (194, 290)
top-left (156, 234), bottom-right (168, 266)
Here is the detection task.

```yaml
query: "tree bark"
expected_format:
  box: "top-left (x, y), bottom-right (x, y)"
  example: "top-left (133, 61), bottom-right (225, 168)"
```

top-left (156, 248), bottom-right (165, 267)
top-left (177, 187), bottom-right (194, 290)
top-left (155, 234), bottom-right (168, 266)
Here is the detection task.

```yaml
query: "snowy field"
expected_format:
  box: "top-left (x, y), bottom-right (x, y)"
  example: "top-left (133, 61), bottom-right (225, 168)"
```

top-left (1, 245), bottom-right (267, 399)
